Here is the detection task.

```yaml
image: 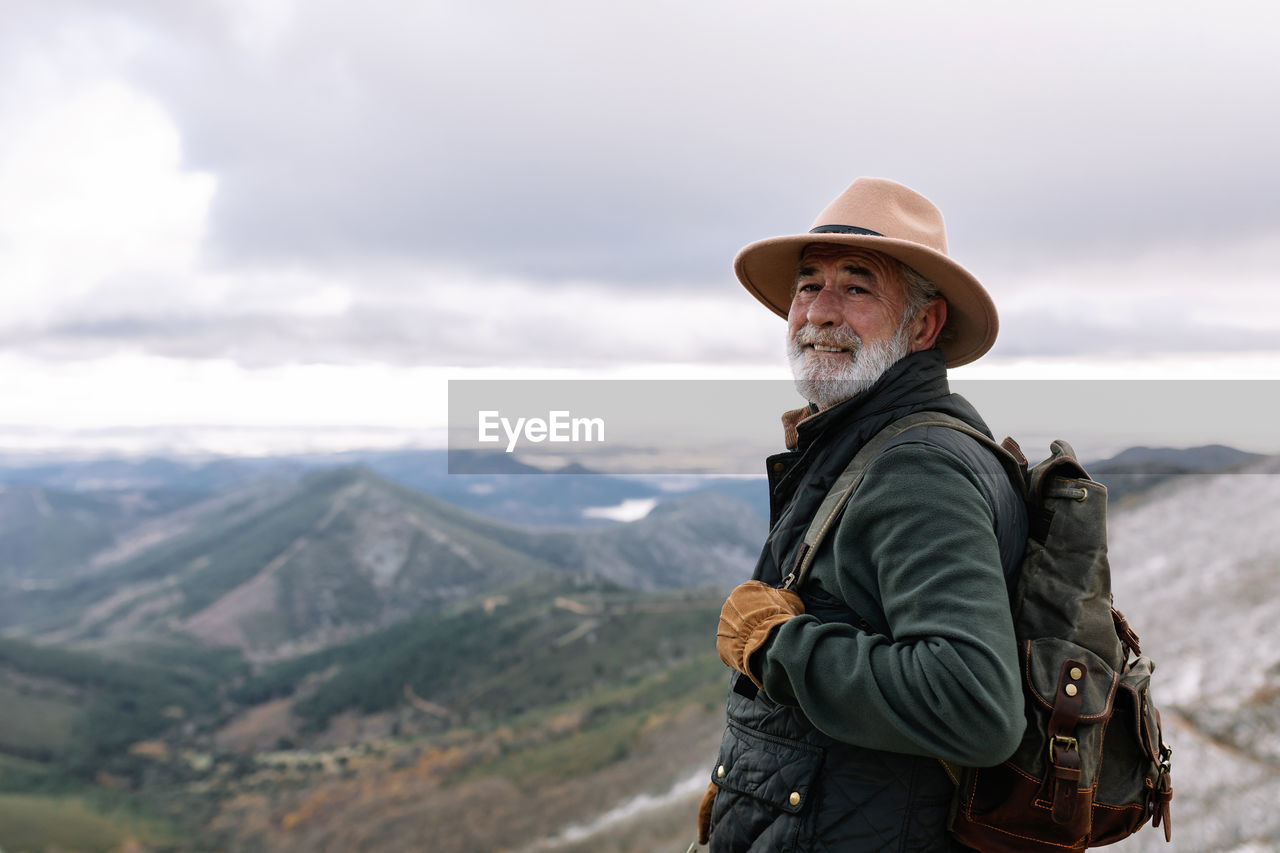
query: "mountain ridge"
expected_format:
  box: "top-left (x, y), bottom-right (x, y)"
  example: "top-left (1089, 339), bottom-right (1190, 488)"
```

top-left (3, 465), bottom-right (764, 661)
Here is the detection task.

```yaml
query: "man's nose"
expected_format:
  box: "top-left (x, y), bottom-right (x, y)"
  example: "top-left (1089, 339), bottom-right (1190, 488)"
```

top-left (805, 283), bottom-right (843, 326)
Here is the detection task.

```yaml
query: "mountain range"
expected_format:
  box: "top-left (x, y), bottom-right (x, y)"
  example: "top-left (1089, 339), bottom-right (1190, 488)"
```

top-left (0, 466), bottom-right (763, 661)
top-left (0, 443), bottom-right (1275, 850)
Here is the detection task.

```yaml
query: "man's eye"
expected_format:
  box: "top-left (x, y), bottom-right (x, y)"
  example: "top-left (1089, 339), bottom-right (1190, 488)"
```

top-left (797, 282), bottom-right (821, 292)
top-left (846, 286), bottom-right (868, 295)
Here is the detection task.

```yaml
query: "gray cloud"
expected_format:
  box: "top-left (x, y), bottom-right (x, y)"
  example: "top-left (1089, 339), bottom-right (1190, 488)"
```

top-left (991, 312), bottom-right (1280, 360)
top-left (81, 0), bottom-right (1277, 283)
top-left (6, 0), bottom-right (1279, 371)
top-left (9, 290), bottom-right (1274, 371)
top-left (5, 271), bottom-right (781, 368)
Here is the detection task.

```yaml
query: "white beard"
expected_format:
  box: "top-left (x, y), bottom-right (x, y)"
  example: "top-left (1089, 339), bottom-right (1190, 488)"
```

top-left (788, 321), bottom-right (913, 410)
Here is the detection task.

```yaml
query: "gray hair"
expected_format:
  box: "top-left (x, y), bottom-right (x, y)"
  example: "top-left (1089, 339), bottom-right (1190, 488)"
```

top-left (897, 261), bottom-right (952, 347)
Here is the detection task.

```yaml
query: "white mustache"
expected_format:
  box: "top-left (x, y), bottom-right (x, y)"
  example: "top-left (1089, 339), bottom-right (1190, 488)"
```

top-left (793, 325), bottom-right (862, 352)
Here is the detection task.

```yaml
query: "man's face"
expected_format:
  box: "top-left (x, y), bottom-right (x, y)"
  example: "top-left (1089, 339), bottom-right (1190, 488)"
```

top-left (786, 244), bottom-right (913, 408)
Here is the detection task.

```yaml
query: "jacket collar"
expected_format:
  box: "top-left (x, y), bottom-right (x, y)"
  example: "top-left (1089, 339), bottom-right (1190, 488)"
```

top-left (782, 349), bottom-right (951, 451)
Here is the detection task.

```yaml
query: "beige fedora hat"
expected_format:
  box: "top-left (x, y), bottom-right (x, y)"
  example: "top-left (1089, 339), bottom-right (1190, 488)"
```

top-left (734, 177), bottom-right (998, 367)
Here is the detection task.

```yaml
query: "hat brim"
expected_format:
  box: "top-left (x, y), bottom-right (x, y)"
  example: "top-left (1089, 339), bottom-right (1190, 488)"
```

top-left (734, 233), bottom-right (998, 368)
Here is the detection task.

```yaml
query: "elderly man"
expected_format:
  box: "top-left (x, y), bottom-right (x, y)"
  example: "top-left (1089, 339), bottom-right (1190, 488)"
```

top-left (697, 178), bottom-right (1028, 851)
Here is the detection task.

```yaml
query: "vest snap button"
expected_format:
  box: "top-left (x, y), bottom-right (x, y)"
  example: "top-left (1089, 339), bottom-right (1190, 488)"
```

top-left (789, 791), bottom-right (801, 806)
top-left (1069, 667), bottom-right (1083, 681)
top-left (1065, 683), bottom-right (1078, 697)
top-left (717, 764), bottom-right (726, 779)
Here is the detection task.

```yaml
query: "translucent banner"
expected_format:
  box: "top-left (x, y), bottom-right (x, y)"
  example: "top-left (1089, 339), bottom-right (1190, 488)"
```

top-left (448, 379), bottom-right (1280, 475)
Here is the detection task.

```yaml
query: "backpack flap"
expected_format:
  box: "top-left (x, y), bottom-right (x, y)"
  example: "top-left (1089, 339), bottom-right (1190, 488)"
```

top-left (1024, 638), bottom-right (1120, 824)
top-left (1025, 639), bottom-right (1119, 727)
top-left (950, 639), bottom-right (1122, 852)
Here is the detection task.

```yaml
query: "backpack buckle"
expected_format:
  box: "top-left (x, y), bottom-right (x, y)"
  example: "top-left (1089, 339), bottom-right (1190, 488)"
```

top-left (1049, 735), bottom-right (1078, 763)
top-left (1047, 735), bottom-right (1083, 825)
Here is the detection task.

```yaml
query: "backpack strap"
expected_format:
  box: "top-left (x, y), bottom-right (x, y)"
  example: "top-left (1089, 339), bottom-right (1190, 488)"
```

top-left (780, 410), bottom-right (1026, 593)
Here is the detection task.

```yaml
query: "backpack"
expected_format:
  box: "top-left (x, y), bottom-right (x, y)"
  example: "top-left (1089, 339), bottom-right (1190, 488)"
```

top-left (781, 410), bottom-right (1173, 852)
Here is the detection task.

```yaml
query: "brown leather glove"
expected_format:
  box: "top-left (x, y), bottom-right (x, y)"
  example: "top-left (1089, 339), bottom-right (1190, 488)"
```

top-left (716, 580), bottom-right (805, 690)
top-left (697, 780), bottom-right (716, 845)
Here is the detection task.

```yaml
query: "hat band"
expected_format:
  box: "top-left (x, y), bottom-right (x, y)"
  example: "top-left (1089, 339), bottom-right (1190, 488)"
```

top-left (809, 224), bottom-right (884, 237)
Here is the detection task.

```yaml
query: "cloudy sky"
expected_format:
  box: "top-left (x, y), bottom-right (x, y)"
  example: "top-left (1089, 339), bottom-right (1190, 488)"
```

top-left (2, 0), bottom-right (1278, 456)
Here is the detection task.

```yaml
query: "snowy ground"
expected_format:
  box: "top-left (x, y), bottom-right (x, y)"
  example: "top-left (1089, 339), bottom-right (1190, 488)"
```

top-left (1108, 457), bottom-right (1280, 851)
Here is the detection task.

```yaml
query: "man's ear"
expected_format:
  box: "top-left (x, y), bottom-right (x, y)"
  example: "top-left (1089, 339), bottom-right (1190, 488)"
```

top-left (910, 298), bottom-right (947, 352)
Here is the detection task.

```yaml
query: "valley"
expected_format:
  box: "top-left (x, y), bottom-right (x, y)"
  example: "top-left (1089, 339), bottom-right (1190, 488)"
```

top-left (0, 446), bottom-right (1276, 850)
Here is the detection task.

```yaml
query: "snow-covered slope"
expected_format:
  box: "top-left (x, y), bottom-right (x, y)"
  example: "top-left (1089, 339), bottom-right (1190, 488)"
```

top-left (1108, 456), bottom-right (1280, 851)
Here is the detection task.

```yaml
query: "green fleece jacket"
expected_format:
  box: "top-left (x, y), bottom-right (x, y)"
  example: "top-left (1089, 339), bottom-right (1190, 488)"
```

top-left (758, 441), bottom-right (1024, 767)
